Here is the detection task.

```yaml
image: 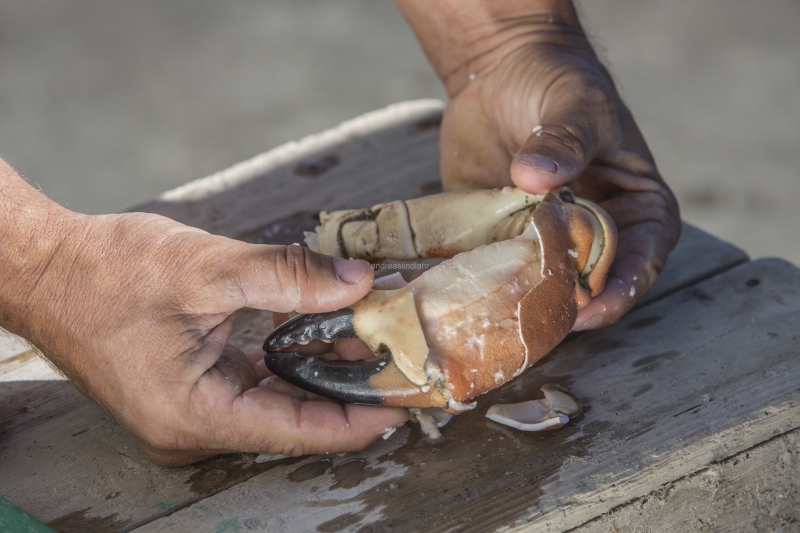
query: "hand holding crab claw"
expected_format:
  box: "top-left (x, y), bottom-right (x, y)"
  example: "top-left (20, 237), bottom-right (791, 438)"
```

top-left (396, 0), bottom-right (682, 331)
top-left (0, 155), bottom-right (407, 467)
top-left (0, 0), bottom-right (682, 465)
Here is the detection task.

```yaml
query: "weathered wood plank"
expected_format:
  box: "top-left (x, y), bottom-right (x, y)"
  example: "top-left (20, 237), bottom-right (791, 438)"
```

top-left (0, 100), bottom-right (753, 533)
top-left (636, 222), bottom-right (748, 308)
top-left (131, 99), bottom-right (446, 240)
top-left (574, 428), bottom-right (800, 533)
top-left (128, 258), bottom-right (800, 533)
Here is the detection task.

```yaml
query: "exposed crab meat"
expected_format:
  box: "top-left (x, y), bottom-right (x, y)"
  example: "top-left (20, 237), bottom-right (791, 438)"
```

top-left (264, 187), bottom-right (616, 413)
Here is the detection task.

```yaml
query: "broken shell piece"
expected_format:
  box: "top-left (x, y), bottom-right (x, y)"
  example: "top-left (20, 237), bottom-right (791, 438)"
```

top-left (485, 384), bottom-right (581, 432)
top-left (541, 383), bottom-right (581, 416)
top-left (254, 453), bottom-right (290, 464)
top-left (409, 407), bottom-right (455, 439)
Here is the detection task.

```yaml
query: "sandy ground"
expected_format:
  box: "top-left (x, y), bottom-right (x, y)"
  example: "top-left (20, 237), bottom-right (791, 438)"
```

top-left (0, 0), bottom-right (798, 265)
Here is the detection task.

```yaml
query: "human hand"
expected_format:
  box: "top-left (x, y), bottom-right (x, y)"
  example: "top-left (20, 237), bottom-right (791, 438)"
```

top-left (0, 167), bottom-right (406, 467)
top-left (397, 0), bottom-right (681, 330)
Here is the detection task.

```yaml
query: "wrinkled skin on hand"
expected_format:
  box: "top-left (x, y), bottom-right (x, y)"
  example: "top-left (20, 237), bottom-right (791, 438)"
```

top-left (0, 180), bottom-right (407, 466)
top-left (413, 4), bottom-right (681, 330)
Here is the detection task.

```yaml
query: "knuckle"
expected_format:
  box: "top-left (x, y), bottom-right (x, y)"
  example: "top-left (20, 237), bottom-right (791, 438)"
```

top-left (160, 235), bottom-right (252, 314)
top-left (275, 245), bottom-right (317, 306)
top-left (559, 69), bottom-right (617, 115)
top-left (284, 245), bottom-right (313, 284)
top-left (546, 70), bottom-right (619, 159)
top-left (547, 123), bottom-right (592, 163)
top-left (277, 442), bottom-right (304, 457)
top-left (640, 189), bottom-right (677, 229)
top-left (581, 79), bottom-right (616, 116)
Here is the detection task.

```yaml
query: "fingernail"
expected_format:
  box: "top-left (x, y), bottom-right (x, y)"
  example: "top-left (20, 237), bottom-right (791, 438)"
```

top-left (518, 153), bottom-right (558, 174)
top-left (573, 314), bottom-right (602, 331)
top-left (334, 258), bottom-right (367, 284)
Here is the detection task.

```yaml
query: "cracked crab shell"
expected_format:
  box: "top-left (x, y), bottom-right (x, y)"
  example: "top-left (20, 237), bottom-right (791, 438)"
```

top-left (271, 187), bottom-right (617, 410)
top-left (412, 189), bottom-right (616, 405)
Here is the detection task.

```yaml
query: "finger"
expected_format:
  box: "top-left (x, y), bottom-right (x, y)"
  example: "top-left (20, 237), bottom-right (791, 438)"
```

top-left (572, 251), bottom-right (649, 331)
top-left (227, 388), bottom-right (408, 456)
top-left (225, 243), bottom-right (374, 314)
top-left (571, 162), bottom-right (680, 330)
top-left (572, 219), bottom-right (675, 331)
top-left (439, 94), bottom-right (517, 191)
top-left (194, 342), bottom-right (407, 456)
top-left (511, 76), bottom-right (617, 194)
top-left (246, 350), bottom-right (272, 382)
top-left (258, 375), bottom-right (334, 402)
top-left (258, 375), bottom-right (316, 400)
top-left (204, 343), bottom-right (258, 394)
top-left (137, 342), bottom-right (263, 466)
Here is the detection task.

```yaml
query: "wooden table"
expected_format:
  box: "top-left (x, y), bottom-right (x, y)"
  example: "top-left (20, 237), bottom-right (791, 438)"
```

top-left (2, 100), bottom-right (799, 533)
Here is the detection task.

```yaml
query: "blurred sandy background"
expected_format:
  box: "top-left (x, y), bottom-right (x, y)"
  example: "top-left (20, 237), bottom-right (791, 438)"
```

top-left (0, 0), bottom-right (798, 265)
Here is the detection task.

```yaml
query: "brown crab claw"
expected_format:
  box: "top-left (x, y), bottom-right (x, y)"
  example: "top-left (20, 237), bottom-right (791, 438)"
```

top-left (264, 305), bottom-right (448, 407)
top-left (264, 187), bottom-right (617, 413)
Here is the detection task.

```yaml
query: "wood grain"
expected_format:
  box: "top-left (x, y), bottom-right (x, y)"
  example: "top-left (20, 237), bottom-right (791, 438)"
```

top-left (636, 222), bottom-right (748, 308)
top-left (574, 428), bottom-right (800, 533)
top-left (129, 258), bottom-right (800, 533)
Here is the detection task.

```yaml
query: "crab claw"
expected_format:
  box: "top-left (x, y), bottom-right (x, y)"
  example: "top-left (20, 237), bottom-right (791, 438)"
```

top-left (265, 287), bottom-right (451, 408)
top-left (266, 309), bottom-right (356, 348)
top-left (265, 187), bottom-right (616, 413)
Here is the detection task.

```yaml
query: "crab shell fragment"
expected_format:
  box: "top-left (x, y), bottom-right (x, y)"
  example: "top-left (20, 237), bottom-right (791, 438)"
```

top-left (486, 384), bottom-right (582, 432)
top-left (264, 187), bottom-right (616, 414)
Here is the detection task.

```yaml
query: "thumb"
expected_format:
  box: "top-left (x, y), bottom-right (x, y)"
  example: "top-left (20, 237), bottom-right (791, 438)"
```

top-left (231, 243), bottom-right (374, 314)
top-left (510, 85), bottom-right (613, 194)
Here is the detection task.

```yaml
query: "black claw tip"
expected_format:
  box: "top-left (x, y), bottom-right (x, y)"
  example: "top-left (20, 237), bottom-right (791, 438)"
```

top-left (264, 308), bottom-right (356, 352)
top-left (264, 351), bottom-right (389, 405)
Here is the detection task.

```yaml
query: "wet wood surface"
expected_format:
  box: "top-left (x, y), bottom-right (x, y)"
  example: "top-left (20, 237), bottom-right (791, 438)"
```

top-left (1, 100), bottom-right (794, 533)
